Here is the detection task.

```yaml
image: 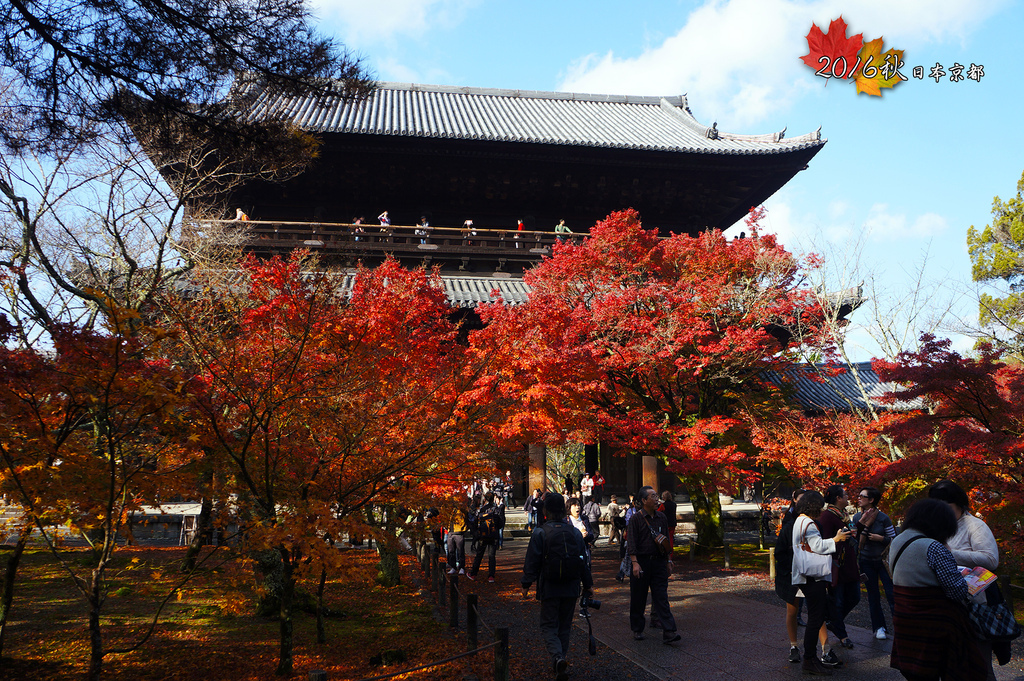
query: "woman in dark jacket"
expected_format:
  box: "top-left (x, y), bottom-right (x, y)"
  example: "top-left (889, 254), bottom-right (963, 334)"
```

top-left (889, 498), bottom-right (985, 681)
top-left (775, 489), bottom-right (807, 664)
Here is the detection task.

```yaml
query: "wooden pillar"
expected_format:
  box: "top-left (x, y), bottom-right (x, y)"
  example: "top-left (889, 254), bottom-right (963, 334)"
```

top-left (584, 443), bottom-right (598, 476)
top-left (625, 451), bottom-right (638, 496)
top-left (528, 444), bottom-right (547, 493)
top-left (642, 455), bottom-right (658, 490)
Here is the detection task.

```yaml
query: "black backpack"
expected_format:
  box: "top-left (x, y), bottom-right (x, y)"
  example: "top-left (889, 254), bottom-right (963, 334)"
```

top-left (541, 522), bottom-right (585, 582)
top-left (476, 504), bottom-right (503, 541)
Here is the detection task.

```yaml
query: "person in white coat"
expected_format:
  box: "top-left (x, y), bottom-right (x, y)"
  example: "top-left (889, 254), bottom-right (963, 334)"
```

top-left (929, 480), bottom-right (1002, 680)
top-left (791, 490), bottom-right (850, 675)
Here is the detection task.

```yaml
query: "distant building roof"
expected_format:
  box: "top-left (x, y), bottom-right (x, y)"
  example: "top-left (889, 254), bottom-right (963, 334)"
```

top-left (771, 362), bottom-right (926, 414)
top-left (175, 270), bottom-right (531, 310)
top-left (239, 80), bottom-right (824, 156)
top-left (334, 272), bottom-right (532, 309)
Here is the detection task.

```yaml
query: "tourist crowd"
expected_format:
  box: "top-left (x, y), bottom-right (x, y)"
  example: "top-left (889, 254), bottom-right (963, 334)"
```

top-left (775, 480), bottom-right (1016, 678)
top-left (424, 475), bottom-right (1017, 681)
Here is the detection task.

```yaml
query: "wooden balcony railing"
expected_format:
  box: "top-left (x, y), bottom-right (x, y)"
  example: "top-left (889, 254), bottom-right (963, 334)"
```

top-left (199, 220), bottom-right (588, 255)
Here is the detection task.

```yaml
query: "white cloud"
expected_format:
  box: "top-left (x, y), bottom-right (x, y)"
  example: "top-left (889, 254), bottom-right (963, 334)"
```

top-left (864, 204), bottom-right (948, 241)
top-left (558, 0), bottom-right (1008, 128)
top-left (559, 0), bottom-right (807, 128)
top-left (725, 199), bottom-right (858, 252)
top-left (827, 200), bottom-right (850, 221)
top-left (311, 0), bottom-right (478, 50)
top-left (753, 200), bottom-right (803, 247)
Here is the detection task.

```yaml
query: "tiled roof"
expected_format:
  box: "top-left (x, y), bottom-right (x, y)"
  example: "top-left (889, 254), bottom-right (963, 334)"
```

top-left (175, 270), bottom-right (532, 309)
top-left (333, 273), bottom-right (531, 309)
top-left (770, 363), bottom-right (926, 413)
top-left (239, 80), bottom-right (824, 156)
top-left (443, 275), bottom-right (531, 308)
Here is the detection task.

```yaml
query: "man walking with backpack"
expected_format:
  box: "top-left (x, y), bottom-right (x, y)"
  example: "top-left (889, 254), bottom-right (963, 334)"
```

top-left (522, 493), bottom-right (594, 681)
top-left (468, 491), bottom-right (503, 582)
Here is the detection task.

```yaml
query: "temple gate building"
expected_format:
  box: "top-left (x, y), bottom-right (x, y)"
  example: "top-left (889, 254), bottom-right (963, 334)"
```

top-left (166, 80), bottom-right (828, 499)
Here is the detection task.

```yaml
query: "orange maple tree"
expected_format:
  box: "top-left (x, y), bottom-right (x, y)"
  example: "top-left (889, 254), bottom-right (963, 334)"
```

top-left (748, 408), bottom-right (888, 493)
top-left (162, 252), bottom-right (500, 675)
top-left (0, 308), bottom-right (200, 680)
top-left (477, 209), bottom-right (833, 548)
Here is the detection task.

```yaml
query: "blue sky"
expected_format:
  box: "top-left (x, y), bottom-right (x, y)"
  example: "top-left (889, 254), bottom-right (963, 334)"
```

top-left (309, 0), bottom-right (1024, 361)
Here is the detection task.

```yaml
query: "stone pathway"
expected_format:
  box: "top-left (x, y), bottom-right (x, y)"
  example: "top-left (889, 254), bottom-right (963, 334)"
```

top-left (492, 531), bottom-right (1024, 680)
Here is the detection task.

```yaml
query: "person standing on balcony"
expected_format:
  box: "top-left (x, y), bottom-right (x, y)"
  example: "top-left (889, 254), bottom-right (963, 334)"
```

top-left (554, 219), bottom-right (572, 241)
top-left (415, 216), bottom-right (430, 244)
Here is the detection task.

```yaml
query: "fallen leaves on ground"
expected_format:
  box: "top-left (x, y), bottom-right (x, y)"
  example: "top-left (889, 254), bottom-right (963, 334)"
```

top-left (0, 546), bottom-right (470, 681)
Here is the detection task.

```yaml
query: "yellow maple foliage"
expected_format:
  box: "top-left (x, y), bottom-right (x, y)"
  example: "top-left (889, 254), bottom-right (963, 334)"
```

top-left (855, 37), bottom-right (906, 96)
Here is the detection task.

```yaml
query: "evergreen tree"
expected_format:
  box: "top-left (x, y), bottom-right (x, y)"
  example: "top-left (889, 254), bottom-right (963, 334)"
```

top-left (967, 169), bottom-right (1024, 358)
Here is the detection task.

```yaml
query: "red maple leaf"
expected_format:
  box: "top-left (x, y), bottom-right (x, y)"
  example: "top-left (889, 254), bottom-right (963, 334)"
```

top-left (800, 16), bottom-right (864, 79)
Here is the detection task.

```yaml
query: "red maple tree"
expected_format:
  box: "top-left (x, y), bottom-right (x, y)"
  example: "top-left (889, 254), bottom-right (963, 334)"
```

top-left (478, 209), bottom-right (833, 548)
top-left (873, 335), bottom-right (1024, 564)
top-left (163, 252), bottom-right (500, 675)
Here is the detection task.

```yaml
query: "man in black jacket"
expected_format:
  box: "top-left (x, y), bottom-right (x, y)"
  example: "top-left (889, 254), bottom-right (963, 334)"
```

top-left (627, 486), bottom-right (680, 644)
top-left (522, 493), bottom-right (594, 681)
top-left (468, 491), bottom-right (503, 582)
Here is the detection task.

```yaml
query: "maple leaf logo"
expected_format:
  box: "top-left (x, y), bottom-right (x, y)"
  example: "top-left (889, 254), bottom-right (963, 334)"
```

top-left (800, 16), bottom-right (863, 80)
top-left (854, 37), bottom-right (906, 96)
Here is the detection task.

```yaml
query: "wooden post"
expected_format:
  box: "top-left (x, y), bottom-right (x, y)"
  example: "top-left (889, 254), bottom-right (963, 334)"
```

top-left (449, 573), bottom-right (459, 628)
top-left (769, 547), bottom-right (776, 580)
top-left (308, 671), bottom-right (327, 681)
top-left (528, 444), bottom-right (547, 494)
top-left (439, 569), bottom-right (447, 607)
top-left (466, 594), bottom-right (478, 651)
top-left (689, 542), bottom-right (695, 562)
top-left (431, 549), bottom-right (439, 595)
top-left (999, 574), bottom-right (1014, 612)
top-left (494, 627), bottom-right (509, 681)
top-left (723, 544), bottom-right (730, 569)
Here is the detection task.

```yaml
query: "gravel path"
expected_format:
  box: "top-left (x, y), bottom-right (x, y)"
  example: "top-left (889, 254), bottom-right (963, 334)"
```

top-left (420, 534), bottom-right (1024, 680)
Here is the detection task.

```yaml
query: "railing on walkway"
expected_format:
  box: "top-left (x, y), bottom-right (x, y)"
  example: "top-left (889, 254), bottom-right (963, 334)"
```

top-left (199, 219), bottom-right (588, 255)
top-left (305, 537), bottom-right (510, 681)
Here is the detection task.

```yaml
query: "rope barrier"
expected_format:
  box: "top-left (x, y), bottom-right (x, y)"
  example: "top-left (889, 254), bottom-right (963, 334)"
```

top-left (353, 640), bottom-right (500, 681)
top-left (445, 565), bottom-right (497, 634)
top-left (470, 598), bottom-right (496, 635)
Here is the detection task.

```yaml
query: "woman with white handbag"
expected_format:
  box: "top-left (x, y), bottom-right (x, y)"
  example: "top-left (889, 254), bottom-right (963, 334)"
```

top-left (792, 490), bottom-right (850, 676)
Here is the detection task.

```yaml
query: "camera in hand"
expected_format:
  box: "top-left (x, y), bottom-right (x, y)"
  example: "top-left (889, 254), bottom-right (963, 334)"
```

top-left (579, 595), bottom-right (601, 616)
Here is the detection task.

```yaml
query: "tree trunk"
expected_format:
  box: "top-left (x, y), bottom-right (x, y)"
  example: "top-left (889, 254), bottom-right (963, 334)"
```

top-left (685, 476), bottom-right (723, 555)
top-left (87, 574), bottom-right (104, 681)
top-left (254, 548), bottom-right (286, 617)
top-left (0, 530), bottom-right (30, 659)
top-left (376, 546), bottom-right (401, 587)
top-left (316, 565), bottom-right (327, 644)
top-left (181, 494), bottom-right (213, 572)
top-left (275, 552), bottom-right (295, 676)
top-left (375, 506), bottom-right (401, 587)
